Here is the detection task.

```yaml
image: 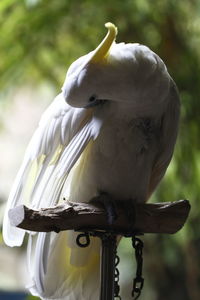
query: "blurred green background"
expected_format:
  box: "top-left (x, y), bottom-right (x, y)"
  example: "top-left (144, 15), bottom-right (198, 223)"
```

top-left (0, 0), bottom-right (200, 299)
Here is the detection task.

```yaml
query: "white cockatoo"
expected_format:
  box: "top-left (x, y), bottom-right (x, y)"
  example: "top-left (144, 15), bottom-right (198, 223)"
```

top-left (3, 23), bottom-right (180, 300)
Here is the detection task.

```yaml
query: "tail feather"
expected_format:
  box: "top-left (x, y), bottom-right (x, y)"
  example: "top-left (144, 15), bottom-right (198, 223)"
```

top-left (28, 231), bottom-right (101, 300)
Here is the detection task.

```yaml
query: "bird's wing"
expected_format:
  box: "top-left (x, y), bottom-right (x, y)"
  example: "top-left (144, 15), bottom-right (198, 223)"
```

top-left (148, 80), bottom-right (180, 198)
top-left (3, 93), bottom-right (102, 247)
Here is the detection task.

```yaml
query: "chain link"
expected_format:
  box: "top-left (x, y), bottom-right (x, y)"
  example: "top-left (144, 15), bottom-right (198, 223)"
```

top-left (76, 232), bottom-right (90, 247)
top-left (114, 253), bottom-right (121, 299)
top-left (131, 236), bottom-right (144, 300)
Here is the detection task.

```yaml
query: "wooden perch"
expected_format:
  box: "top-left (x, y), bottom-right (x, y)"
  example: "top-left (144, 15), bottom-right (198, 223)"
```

top-left (8, 199), bottom-right (190, 235)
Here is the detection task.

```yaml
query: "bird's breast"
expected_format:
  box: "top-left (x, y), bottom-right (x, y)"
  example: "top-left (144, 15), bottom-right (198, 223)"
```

top-left (68, 106), bottom-right (160, 204)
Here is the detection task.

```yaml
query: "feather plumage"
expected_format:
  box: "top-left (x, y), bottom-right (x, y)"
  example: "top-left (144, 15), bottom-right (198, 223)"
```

top-left (3, 93), bottom-right (102, 247)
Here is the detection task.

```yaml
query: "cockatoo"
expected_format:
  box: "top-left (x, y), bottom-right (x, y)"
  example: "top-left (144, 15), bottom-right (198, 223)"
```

top-left (3, 22), bottom-right (180, 300)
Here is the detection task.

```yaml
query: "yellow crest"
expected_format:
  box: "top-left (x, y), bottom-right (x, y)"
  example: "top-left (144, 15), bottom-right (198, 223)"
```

top-left (90, 22), bottom-right (118, 63)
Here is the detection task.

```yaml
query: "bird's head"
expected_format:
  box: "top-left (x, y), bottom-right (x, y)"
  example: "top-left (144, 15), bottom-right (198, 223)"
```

top-left (62, 22), bottom-right (118, 109)
top-left (62, 22), bottom-right (171, 115)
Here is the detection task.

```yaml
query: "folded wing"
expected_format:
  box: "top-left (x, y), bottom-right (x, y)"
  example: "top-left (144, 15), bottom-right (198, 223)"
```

top-left (3, 93), bottom-right (102, 247)
top-left (148, 80), bottom-right (180, 198)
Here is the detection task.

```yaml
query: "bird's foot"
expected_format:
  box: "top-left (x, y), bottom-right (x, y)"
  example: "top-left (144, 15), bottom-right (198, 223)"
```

top-left (120, 199), bottom-right (136, 233)
top-left (91, 192), bottom-right (118, 225)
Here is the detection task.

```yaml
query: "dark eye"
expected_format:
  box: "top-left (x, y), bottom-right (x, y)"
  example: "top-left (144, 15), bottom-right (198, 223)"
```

top-left (89, 95), bottom-right (97, 102)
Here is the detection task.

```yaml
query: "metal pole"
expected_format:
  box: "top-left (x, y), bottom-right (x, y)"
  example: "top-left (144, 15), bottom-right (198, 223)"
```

top-left (99, 233), bottom-right (117, 300)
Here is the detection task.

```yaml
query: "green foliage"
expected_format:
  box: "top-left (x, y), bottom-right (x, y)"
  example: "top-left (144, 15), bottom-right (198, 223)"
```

top-left (1, 0), bottom-right (200, 299)
top-left (26, 295), bottom-right (39, 300)
top-left (0, 231), bottom-right (3, 244)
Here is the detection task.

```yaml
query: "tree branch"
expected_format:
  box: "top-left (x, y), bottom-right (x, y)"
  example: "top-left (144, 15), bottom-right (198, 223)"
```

top-left (8, 199), bottom-right (190, 235)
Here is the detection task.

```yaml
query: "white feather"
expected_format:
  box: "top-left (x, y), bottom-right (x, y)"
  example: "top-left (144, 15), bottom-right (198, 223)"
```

top-left (3, 93), bottom-right (102, 247)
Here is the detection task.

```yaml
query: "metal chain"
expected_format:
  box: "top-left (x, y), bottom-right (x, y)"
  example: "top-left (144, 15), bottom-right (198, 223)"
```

top-left (131, 236), bottom-right (144, 300)
top-left (114, 253), bottom-right (121, 299)
top-left (76, 230), bottom-right (145, 300)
